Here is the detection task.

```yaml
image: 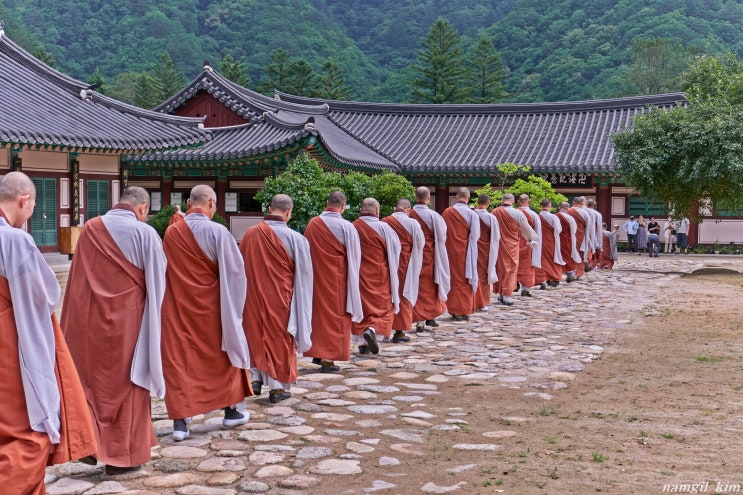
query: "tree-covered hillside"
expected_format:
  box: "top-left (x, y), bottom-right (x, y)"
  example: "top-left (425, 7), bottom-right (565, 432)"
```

top-left (1, 0), bottom-right (742, 104)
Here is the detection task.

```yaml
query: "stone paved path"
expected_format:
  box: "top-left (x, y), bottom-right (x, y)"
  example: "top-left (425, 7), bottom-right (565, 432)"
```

top-left (45, 254), bottom-right (743, 494)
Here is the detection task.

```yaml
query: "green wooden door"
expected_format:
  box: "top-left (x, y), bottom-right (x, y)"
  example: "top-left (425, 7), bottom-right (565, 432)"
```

top-left (30, 178), bottom-right (57, 246)
top-left (86, 180), bottom-right (110, 220)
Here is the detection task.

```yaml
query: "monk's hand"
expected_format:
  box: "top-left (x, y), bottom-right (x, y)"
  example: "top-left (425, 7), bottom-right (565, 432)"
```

top-left (529, 240), bottom-right (538, 249)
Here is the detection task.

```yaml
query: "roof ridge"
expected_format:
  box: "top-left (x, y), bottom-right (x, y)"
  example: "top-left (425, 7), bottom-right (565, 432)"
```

top-left (323, 113), bottom-right (400, 170)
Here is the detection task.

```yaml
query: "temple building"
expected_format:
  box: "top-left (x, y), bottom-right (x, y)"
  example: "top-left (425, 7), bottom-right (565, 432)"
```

top-left (6, 23), bottom-right (740, 250)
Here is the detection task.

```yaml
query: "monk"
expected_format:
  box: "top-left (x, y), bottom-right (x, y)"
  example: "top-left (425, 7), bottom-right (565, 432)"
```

top-left (62, 186), bottom-right (165, 475)
top-left (516, 194), bottom-right (542, 297)
top-left (599, 223), bottom-right (620, 269)
top-left (351, 198), bottom-right (401, 354)
top-left (442, 187), bottom-right (479, 321)
top-left (492, 193), bottom-right (538, 306)
top-left (557, 202), bottom-right (582, 282)
top-left (534, 198), bottom-right (565, 288)
top-left (567, 196), bottom-right (592, 279)
top-left (410, 186), bottom-right (450, 333)
top-left (382, 198), bottom-right (424, 343)
top-left (168, 203), bottom-right (185, 226)
top-left (240, 194), bottom-right (313, 404)
top-left (161, 185), bottom-right (252, 441)
top-left (587, 199), bottom-right (603, 268)
top-left (303, 190), bottom-right (363, 373)
top-left (0, 171), bottom-right (96, 493)
top-left (473, 194), bottom-right (500, 311)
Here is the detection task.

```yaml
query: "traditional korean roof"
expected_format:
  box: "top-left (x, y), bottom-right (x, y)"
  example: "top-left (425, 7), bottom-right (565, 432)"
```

top-left (147, 66), bottom-right (396, 172)
top-left (275, 92), bottom-right (686, 176)
top-left (0, 23), bottom-right (208, 152)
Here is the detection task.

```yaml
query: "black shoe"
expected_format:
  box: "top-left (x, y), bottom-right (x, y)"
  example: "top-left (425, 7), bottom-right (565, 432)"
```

top-left (269, 390), bottom-right (292, 404)
top-left (521, 289), bottom-right (532, 297)
top-left (539, 283), bottom-right (547, 290)
top-left (452, 314), bottom-right (468, 321)
top-left (223, 406), bottom-right (249, 428)
top-left (105, 464), bottom-right (142, 475)
top-left (311, 358), bottom-right (322, 365)
top-left (547, 280), bottom-right (559, 287)
top-left (358, 345), bottom-right (370, 355)
top-left (500, 297), bottom-right (514, 306)
top-left (78, 455), bottom-right (98, 466)
top-left (392, 331), bottom-right (410, 343)
top-left (415, 324), bottom-right (426, 334)
top-left (363, 328), bottom-right (379, 354)
top-left (251, 381), bottom-right (263, 395)
top-left (425, 319), bottom-right (439, 328)
top-left (320, 363), bottom-right (340, 373)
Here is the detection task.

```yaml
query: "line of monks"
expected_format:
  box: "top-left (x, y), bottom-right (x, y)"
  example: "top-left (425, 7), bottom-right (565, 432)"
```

top-left (0, 172), bottom-right (622, 492)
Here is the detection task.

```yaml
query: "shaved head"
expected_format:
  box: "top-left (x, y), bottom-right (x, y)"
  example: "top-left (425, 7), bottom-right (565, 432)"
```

top-left (119, 186), bottom-right (150, 208)
top-left (270, 194), bottom-right (294, 212)
top-left (0, 171), bottom-right (35, 202)
top-left (477, 194), bottom-right (490, 206)
top-left (415, 187), bottom-right (431, 203)
top-left (455, 187), bottom-right (470, 201)
top-left (395, 198), bottom-right (412, 210)
top-left (327, 190), bottom-right (347, 209)
top-left (359, 197), bottom-right (380, 215)
top-left (502, 193), bottom-right (515, 205)
top-left (190, 184), bottom-right (216, 206)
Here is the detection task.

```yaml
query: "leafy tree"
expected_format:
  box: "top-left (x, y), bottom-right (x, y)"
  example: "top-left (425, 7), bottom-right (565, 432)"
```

top-left (470, 184), bottom-right (504, 211)
top-left (108, 71), bottom-right (143, 105)
top-left (32, 47), bottom-right (56, 68)
top-left (286, 58), bottom-right (316, 97)
top-left (132, 73), bottom-right (160, 109)
top-left (410, 17), bottom-right (468, 104)
top-left (612, 54), bottom-right (743, 218)
top-left (507, 176), bottom-right (568, 212)
top-left (627, 37), bottom-right (691, 94)
top-left (88, 66), bottom-right (107, 95)
top-left (466, 34), bottom-right (508, 103)
top-left (316, 57), bottom-right (351, 100)
top-left (494, 162), bottom-right (531, 189)
top-left (257, 48), bottom-right (293, 95)
top-left (152, 52), bottom-right (186, 102)
top-left (220, 54), bottom-right (251, 87)
top-left (370, 172), bottom-right (416, 217)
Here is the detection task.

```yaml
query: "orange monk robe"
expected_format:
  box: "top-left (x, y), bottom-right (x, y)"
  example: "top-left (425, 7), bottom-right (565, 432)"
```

top-left (410, 205), bottom-right (450, 321)
top-left (599, 230), bottom-right (619, 269)
top-left (442, 203), bottom-right (479, 316)
top-left (304, 211), bottom-right (363, 362)
top-left (161, 215), bottom-right (252, 419)
top-left (493, 206), bottom-right (538, 297)
top-left (557, 211), bottom-right (579, 273)
top-left (567, 207), bottom-right (588, 277)
top-left (61, 212), bottom-right (164, 467)
top-left (517, 206), bottom-right (541, 289)
top-left (535, 210), bottom-right (565, 284)
top-left (241, 219), bottom-right (313, 385)
top-left (351, 216), bottom-right (400, 339)
top-left (473, 208), bottom-right (500, 309)
top-left (0, 212), bottom-right (95, 494)
top-left (382, 213), bottom-right (424, 332)
top-left (168, 211), bottom-right (185, 226)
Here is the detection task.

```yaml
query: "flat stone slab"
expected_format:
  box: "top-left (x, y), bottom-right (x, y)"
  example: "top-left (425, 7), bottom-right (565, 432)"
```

top-left (236, 481), bottom-right (269, 493)
top-left (348, 405), bottom-right (398, 414)
top-left (346, 441), bottom-right (375, 453)
top-left (296, 446), bottom-right (334, 459)
top-left (160, 446), bottom-right (209, 459)
top-left (310, 459), bottom-right (362, 475)
top-left (420, 481), bottom-right (467, 493)
top-left (238, 430), bottom-right (288, 442)
top-left (248, 451), bottom-right (285, 465)
top-left (380, 429), bottom-right (426, 443)
top-left (401, 410), bottom-right (436, 419)
top-left (253, 465), bottom-right (294, 478)
top-left (365, 480), bottom-right (397, 492)
top-left (482, 430), bottom-right (518, 439)
top-left (175, 486), bottom-right (236, 495)
top-left (278, 475), bottom-right (322, 489)
top-left (144, 473), bottom-right (200, 488)
top-left (451, 443), bottom-right (501, 451)
top-left (311, 412), bottom-right (355, 421)
top-left (379, 456), bottom-right (401, 466)
top-left (395, 382), bottom-right (438, 390)
top-left (46, 478), bottom-right (96, 495)
top-left (447, 464), bottom-right (478, 474)
top-left (343, 377), bottom-right (380, 386)
top-left (83, 481), bottom-right (128, 494)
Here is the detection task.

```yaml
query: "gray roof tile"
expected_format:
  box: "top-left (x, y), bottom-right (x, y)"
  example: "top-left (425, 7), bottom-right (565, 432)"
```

top-left (0, 27), bottom-right (208, 151)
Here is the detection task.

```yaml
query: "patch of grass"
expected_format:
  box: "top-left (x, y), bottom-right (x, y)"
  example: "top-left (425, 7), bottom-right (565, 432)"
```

top-left (548, 467), bottom-right (559, 479)
top-left (695, 356), bottom-right (723, 364)
top-left (495, 479), bottom-right (504, 486)
top-left (545, 436), bottom-right (556, 444)
top-left (661, 433), bottom-right (675, 439)
top-left (540, 406), bottom-right (559, 417)
top-left (660, 470), bottom-right (676, 476)
top-left (592, 452), bottom-right (608, 463)
top-left (483, 480), bottom-right (492, 486)
top-left (518, 447), bottom-right (531, 458)
top-left (639, 430), bottom-right (648, 437)
top-left (627, 415), bottom-right (638, 422)
top-left (590, 412), bottom-right (604, 419)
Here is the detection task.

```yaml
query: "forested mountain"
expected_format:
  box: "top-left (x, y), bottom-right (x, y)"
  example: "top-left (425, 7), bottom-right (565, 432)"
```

top-left (1, 0), bottom-right (741, 104)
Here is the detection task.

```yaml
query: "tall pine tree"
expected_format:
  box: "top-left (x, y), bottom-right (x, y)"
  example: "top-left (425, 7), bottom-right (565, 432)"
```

top-left (410, 17), bottom-right (467, 104)
top-left (467, 35), bottom-right (508, 103)
top-left (286, 58), bottom-right (316, 97)
top-left (132, 73), bottom-right (159, 109)
top-left (220, 54), bottom-right (251, 87)
top-left (152, 52), bottom-right (186, 102)
top-left (257, 48), bottom-right (293, 95)
top-left (316, 58), bottom-right (351, 100)
top-left (88, 66), bottom-right (107, 95)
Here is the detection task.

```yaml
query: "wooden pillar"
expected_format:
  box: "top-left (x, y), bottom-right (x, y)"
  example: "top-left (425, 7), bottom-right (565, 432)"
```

top-left (10, 147), bottom-right (22, 171)
top-left (70, 154), bottom-right (80, 226)
top-left (597, 184), bottom-right (611, 225)
top-left (435, 185), bottom-right (448, 214)
top-left (216, 178), bottom-right (228, 217)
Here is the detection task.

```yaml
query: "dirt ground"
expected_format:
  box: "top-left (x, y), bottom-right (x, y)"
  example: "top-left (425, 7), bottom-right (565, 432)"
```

top-left (381, 270), bottom-right (743, 495)
top-left (50, 260), bottom-right (743, 495)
